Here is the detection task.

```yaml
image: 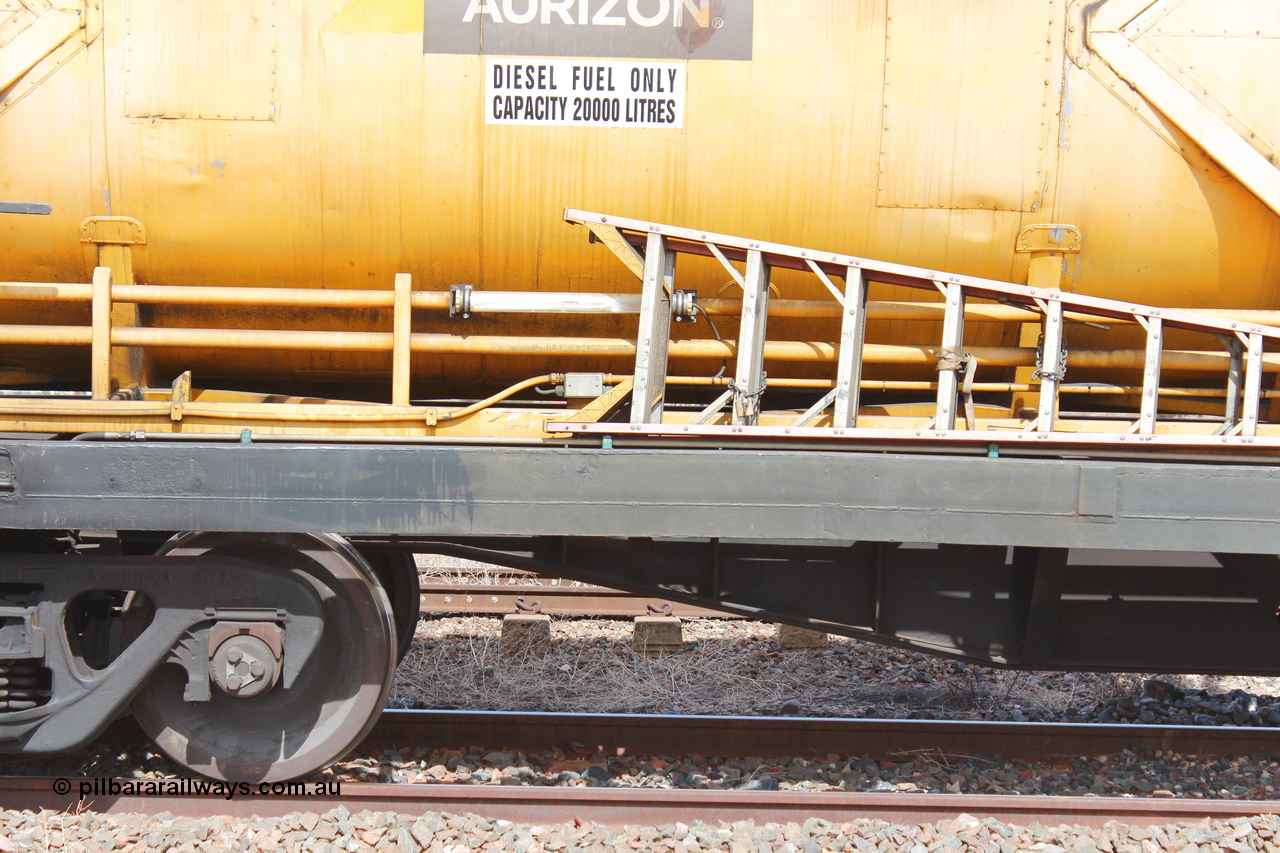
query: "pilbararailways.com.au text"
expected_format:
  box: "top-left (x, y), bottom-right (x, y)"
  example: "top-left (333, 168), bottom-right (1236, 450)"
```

top-left (55, 777), bottom-right (341, 801)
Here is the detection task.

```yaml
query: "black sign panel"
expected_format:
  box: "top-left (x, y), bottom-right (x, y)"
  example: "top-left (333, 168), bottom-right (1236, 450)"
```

top-left (424, 0), bottom-right (753, 60)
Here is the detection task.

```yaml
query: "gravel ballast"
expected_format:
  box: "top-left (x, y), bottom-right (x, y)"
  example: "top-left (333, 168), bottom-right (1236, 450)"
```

top-left (7, 726), bottom-right (1280, 802)
top-left (6, 808), bottom-right (1280, 852)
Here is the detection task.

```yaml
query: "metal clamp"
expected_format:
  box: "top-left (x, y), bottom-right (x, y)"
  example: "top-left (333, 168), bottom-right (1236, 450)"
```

top-left (515, 597), bottom-right (543, 615)
top-left (449, 284), bottom-right (473, 319)
top-left (646, 602), bottom-right (673, 616)
top-left (672, 290), bottom-right (698, 323)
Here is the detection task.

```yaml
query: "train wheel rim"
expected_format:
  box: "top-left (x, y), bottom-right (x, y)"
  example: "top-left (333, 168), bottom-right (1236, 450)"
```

top-left (359, 550), bottom-right (420, 665)
top-left (131, 531), bottom-right (396, 783)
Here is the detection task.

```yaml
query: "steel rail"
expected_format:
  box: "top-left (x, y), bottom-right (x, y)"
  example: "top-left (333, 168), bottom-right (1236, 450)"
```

top-left (7, 777), bottom-right (1280, 828)
top-left (97, 709), bottom-right (1280, 768)
top-left (361, 710), bottom-right (1280, 763)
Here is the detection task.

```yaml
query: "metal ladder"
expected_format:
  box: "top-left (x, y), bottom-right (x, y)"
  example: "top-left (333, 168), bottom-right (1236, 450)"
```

top-left (560, 209), bottom-right (1280, 450)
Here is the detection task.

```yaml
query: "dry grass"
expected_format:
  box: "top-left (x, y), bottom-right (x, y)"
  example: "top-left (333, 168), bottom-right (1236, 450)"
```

top-left (392, 618), bottom-right (776, 715)
top-left (388, 616), bottom-right (1280, 718)
top-left (400, 557), bottom-right (1280, 717)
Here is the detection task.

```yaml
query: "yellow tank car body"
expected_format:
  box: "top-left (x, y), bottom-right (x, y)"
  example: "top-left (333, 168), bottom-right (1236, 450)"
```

top-left (0, 0), bottom-right (1279, 429)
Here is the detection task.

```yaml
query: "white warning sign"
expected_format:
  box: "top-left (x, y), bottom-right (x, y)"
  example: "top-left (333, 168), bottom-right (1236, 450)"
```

top-left (486, 59), bottom-right (684, 128)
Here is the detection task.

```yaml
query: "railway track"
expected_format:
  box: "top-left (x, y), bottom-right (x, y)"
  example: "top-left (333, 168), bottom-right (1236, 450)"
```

top-left (18, 709), bottom-right (1276, 830)
top-left (8, 777), bottom-right (1280, 828)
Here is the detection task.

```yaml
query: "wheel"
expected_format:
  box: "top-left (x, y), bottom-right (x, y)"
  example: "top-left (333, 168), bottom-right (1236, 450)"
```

top-left (358, 549), bottom-right (420, 664)
top-left (130, 532), bottom-right (397, 782)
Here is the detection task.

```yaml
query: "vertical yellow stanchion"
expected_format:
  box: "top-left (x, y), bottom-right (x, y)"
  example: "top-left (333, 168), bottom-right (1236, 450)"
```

top-left (91, 266), bottom-right (112, 400)
top-left (392, 273), bottom-right (411, 407)
top-left (81, 217), bottom-right (149, 392)
top-left (1010, 226), bottom-right (1081, 420)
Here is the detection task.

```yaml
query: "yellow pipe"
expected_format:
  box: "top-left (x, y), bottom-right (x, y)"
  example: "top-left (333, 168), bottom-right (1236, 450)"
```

top-left (0, 323), bottom-right (1273, 374)
top-left (116, 285), bottom-right (404, 309)
top-left (7, 281), bottom-right (1280, 327)
top-left (0, 283), bottom-right (92, 301)
top-left (434, 374), bottom-right (563, 422)
top-left (639, 375), bottom-right (1276, 397)
top-left (112, 327), bottom-right (392, 350)
top-left (0, 402), bottom-right (424, 421)
top-left (655, 375), bottom-right (828, 388)
top-left (0, 374), bottom-right (568, 424)
top-left (0, 324), bottom-right (93, 344)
